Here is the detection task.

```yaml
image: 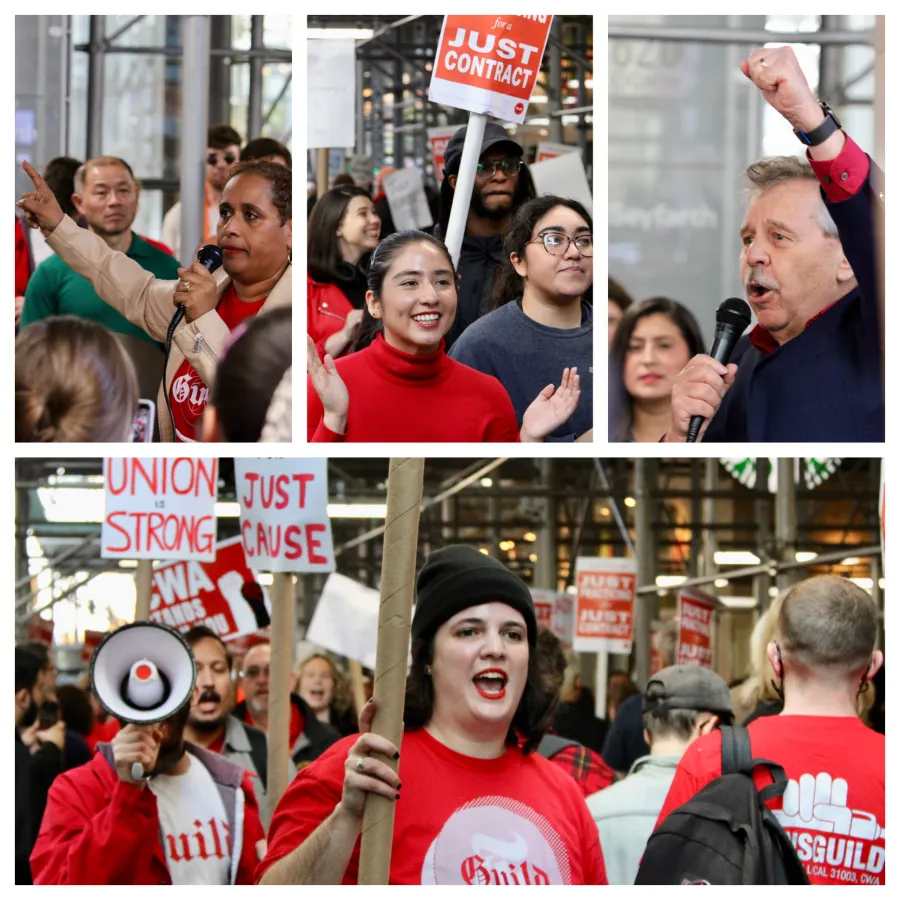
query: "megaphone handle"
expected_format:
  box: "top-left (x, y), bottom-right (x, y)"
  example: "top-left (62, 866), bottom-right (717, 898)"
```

top-left (132, 762), bottom-right (145, 781)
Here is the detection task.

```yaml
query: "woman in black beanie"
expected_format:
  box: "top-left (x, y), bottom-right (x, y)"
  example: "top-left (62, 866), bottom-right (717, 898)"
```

top-left (259, 545), bottom-right (607, 886)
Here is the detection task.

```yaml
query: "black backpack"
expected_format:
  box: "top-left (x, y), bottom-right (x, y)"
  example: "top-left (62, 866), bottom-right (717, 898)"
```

top-left (634, 725), bottom-right (810, 885)
top-left (537, 733), bottom-right (580, 760)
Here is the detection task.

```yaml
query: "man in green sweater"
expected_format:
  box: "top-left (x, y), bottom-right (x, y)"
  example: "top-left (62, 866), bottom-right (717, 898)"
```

top-left (20, 155), bottom-right (182, 408)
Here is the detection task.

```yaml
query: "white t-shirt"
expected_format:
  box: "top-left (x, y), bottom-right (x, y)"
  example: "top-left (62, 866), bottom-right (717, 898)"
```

top-left (148, 752), bottom-right (232, 885)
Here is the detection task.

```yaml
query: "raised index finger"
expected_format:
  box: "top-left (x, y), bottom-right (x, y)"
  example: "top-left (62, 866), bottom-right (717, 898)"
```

top-left (22, 160), bottom-right (46, 189)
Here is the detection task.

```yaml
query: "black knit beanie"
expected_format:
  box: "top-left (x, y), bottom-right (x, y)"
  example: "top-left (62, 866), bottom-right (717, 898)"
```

top-left (412, 544), bottom-right (537, 646)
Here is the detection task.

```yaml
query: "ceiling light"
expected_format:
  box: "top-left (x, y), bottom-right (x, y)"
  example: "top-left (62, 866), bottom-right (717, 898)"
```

top-left (795, 551), bottom-right (818, 562)
top-left (714, 551), bottom-right (761, 565)
top-left (480, 477), bottom-right (493, 487)
top-left (215, 502), bottom-right (240, 517)
top-left (257, 573), bottom-right (274, 586)
top-left (841, 557), bottom-right (861, 566)
top-left (307, 28), bottom-right (374, 40)
top-left (850, 578), bottom-right (873, 590)
top-left (529, 553), bottom-right (538, 563)
top-left (655, 575), bottom-right (686, 588)
top-left (479, 548), bottom-right (490, 556)
top-left (117, 560), bottom-right (138, 569)
top-left (327, 504), bottom-right (387, 518)
top-left (38, 487), bottom-right (104, 523)
top-left (624, 497), bottom-right (636, 508)
top-left (718, 595), bottom-right (758, 609)
top-left (599, 507), bottom-right (610, 517)
top-left (523, 532), bottom-right (537, 543)
top-left (714, 578), bottom-right (729, 588)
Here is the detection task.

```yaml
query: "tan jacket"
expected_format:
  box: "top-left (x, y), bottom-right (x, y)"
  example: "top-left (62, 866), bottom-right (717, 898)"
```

top-left (46, 215), bottom-right (291, 442)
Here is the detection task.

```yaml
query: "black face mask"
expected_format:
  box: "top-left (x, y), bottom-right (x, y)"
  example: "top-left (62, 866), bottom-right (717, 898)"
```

top-left (19, 695), bottom-right (39, 728)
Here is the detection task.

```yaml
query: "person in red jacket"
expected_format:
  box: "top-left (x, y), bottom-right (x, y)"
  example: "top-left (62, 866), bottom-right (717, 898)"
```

top-left (30, 692), bottom-right (265, 884)
top-left (257, 545), bottom-right (607, 885)
top-left (656, 575), bottom-right (885, 886)
top-left (307, 230), bottom-right (580, 442)
top-left (308, 185), bottom-right (381, 360)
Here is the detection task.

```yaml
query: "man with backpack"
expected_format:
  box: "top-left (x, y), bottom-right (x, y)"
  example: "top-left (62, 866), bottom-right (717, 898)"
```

top-left (587, 665), bottom-right (734, 884)
top-left (646, 575), bottom-right (884, 885)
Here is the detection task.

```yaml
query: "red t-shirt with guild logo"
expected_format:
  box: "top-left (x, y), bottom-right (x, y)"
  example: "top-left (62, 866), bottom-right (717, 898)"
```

top-left (256, 727), bottom-right (607, 885)
top-left (169, 285), bottom-right (267, 442)
top-left (657, 715), bottom-right (885, 886)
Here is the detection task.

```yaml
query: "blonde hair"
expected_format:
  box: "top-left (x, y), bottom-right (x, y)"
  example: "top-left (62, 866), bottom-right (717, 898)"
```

top-left (734, 590), bottom-right (786, 713)
top-left (295, 653), bottom-right (351, 717)
top-left (16, 317), bottom-right (139, 442)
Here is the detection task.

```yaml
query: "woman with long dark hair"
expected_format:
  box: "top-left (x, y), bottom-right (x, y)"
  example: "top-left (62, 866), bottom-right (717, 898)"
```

top-left (258, 545), bottom-right (607, 885)
top-left (308, 185), bottom-right (381, 360)
top-left (609, 297), bottom-right (704, 442)
top-left (450, 195), bottom-right (593, 442)
top-left (18, 159), bottom-right (291, 443)
top-left (307, 230), bottom-right (580, 442)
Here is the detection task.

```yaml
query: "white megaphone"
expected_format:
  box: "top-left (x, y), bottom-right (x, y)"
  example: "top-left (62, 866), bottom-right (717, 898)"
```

top-left (89, 621), bottom-right (196, 780)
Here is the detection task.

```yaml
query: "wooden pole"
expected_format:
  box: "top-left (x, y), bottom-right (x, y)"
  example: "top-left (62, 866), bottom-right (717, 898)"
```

top-left (357, 459), bottom-right (425, 885)
top-left (267, 572), bottom-right (295, 823)
top-left (134, 560), bottom-right (153, 620)
top-left (317, 147), bottom-right (330, 197)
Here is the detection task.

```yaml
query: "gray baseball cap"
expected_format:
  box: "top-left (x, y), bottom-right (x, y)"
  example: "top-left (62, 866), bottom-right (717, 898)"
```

top-left (643, 665), bottom-right (733, 719)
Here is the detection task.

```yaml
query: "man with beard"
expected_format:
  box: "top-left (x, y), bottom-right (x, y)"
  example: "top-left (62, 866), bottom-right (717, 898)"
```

top-left (19, 154), bottom-right (182, 406)
top-left (29, 637), bottom-right (265, 884)
top-left (183, 626), bottom-right (270, 827)
top-left (235, 642), bottom-right (340, 771)
top-left (435, 122), bottom-right (536, 349)
top-left (16, 647), bottom-right (65, 885)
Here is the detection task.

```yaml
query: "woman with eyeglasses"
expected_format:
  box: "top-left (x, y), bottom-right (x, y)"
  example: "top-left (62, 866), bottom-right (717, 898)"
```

top-left (307, 229), bottom-right (580, 442)
top-left (257, 545), bottom-right (608, 885)
top-left (449, 195), bottom-right (594, 442)
top-left (17, 157), bottom-right (291, 443)
top-left (308, 186), bottom-right (382, 362)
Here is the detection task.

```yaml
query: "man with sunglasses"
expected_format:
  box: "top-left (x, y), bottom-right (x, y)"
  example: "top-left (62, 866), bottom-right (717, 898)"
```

top-left (656, 575), bottom-right (885, 886)
top-left (435, 122), bottom-right (536, 348)
top-left (234, 642), bottom-right (340, 772)
top-left (162, 124), bottom-right (242, 260)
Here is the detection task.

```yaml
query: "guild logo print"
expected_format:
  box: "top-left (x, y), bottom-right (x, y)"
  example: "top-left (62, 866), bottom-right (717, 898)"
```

top-left (421, 796), bottom-right (571, 885)
top-left (172, 372), bottom-right (209, 411)
top-left (514, 102), bottom-right (525, 115)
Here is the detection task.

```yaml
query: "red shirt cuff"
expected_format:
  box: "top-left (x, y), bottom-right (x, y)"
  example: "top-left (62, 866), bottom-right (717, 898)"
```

top-left (807, 133), bottom-right (869, 203)
top-left (312, 422), bottom-right (345, 442)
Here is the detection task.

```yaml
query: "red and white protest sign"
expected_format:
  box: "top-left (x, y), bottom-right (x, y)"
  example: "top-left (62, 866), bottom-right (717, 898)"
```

top-left (101, 458), bottom-right (218, 562)
top-left (427, 126), bottom-right (460, 182)
top-left (26, 614), bottom-right (54, 645)
top-left (234, 459), bottom-right (335, 573)
top-left (677, 588), bottom-right (721, 668)
top-left (535, 141), bottom-right (580, 162)
top-left (531, 588), bottom-right (575, 649)
top-left (81, 629), bottom-right (107, 663)
top-left (573, 557), bottom-right (637, 654)
top-left (429, 15), bottom-right (553, 124)
top-left (149, 536), bottom-right (268, 642)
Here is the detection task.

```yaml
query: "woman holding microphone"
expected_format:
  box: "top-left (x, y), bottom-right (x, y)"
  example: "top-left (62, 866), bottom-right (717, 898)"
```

top-left (17, 158), bottom-right (291, 442)
top-left (257, 545), bottom-right (607, 885)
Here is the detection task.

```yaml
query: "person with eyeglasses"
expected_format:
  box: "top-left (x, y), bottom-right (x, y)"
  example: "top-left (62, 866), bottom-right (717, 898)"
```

top-left (162, 125), bottom-right (242, 258)
top-left (434, 122), bottom-right (536, 349)
top-left (233, 642), bottom-right (341, 771)
top-left (449, 195), bottom-right (594, 441)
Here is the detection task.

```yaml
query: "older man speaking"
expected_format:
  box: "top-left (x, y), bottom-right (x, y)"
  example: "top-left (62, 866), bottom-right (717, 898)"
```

top-left (665, 46), bottom-right (883, 443)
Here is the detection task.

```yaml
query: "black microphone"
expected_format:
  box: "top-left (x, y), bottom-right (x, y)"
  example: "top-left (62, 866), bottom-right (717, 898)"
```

top-left (167, 244), bottom-right (225, 340)
top-left (686, 297), bottom-right (752, 443)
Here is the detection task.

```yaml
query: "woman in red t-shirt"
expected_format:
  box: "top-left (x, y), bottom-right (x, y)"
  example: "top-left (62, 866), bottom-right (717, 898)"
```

top-left (17, 158), bottom-right (291, 442)
top-left (258, 545), bottom-right (607, 886)
top-left (307, 231), bottom-right (580, 442)
top-left (307, 186), bottom-right (381, 361)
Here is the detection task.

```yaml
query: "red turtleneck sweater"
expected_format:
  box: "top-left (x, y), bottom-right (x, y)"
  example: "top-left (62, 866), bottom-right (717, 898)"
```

top-left (308, 333), bottom-right (520, 442)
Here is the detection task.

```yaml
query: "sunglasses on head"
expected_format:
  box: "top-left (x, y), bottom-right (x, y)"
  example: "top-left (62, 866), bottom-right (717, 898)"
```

top-left (207, 152), bottom-right (237, 166)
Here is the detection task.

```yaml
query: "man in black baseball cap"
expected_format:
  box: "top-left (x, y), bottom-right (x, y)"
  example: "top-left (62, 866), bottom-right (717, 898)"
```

top-left (587, 666), bottom-right (733, 884)
top-left (435, 122), bottom-right (536, 348)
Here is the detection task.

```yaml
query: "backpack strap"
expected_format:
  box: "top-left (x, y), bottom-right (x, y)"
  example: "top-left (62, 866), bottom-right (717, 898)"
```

top-left (243, 722), bottom-right (268, 789)
top-left (537, 733), bottom-right (581, 759)
top-left (720, 724), bottom-right (789, 804)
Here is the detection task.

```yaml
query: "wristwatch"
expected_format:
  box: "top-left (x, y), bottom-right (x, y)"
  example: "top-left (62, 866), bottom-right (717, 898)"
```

top-left (795, 100), bottom-right (842, 146)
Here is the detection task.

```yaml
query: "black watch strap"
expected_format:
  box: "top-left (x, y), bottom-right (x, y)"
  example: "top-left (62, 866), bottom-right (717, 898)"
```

top-left (795, 101), bottom-right (842, 147)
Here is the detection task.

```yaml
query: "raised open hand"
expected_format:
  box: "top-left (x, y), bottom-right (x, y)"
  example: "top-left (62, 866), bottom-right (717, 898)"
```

top-left (307, 334), bottom-right (349, 434)
top-left (520, 367), bottom-right (581, 442)
top-left (17, 160), bottom-right (65, 234)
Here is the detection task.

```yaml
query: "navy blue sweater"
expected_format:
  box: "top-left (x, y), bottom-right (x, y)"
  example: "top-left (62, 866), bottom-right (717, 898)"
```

top-left (705, 163), bottom-right (883, 442)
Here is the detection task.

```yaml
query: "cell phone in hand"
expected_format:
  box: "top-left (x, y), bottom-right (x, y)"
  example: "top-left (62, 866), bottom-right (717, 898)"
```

top-left (38, 700), bottom-right (59, 730)
top-left (131, 398), bottom-right (155, 443)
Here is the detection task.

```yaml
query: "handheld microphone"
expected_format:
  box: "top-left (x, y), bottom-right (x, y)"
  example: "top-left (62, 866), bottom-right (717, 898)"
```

top-left (167, 244), bottom-right (225, 337)
top-left (686, 297), bottom-right (752, 443)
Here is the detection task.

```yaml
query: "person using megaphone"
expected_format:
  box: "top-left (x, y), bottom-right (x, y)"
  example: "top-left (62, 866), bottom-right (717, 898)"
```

top-left (30, 622), bottom-right (265, 885)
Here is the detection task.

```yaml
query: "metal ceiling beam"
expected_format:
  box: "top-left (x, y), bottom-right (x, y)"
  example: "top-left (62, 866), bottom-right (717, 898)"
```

top-left (608, 25), bottom-right (873, 46)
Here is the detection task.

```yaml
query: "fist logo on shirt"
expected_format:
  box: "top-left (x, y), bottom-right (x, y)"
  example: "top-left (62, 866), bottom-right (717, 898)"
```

top-left (775, 772), bottom-right (885, 841)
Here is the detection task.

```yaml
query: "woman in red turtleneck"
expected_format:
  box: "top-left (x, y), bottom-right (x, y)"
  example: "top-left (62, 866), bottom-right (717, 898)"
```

top-left (307, 231), bottom-right (580, 442)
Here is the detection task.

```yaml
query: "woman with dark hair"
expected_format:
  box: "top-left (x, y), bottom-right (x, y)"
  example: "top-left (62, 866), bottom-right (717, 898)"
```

top-left (308, 185), bottom-right (381, 361)
top-left (449, 195), bottom-right (593, 441)
top-left (18, 158), bottom-right (291, 443)
top-left (202, 307), bottom-right (291, 442)
top-left (258, 545), bottom-right (607, 885)
top-left (609, 297), bottom-right (705, 442)
top-left (607, 276), bottom-right (633, 347)
top-left (307, 229), bottom-right (580, 442)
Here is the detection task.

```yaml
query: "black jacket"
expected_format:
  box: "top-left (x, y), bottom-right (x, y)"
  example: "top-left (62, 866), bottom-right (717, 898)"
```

top-left (16, 732), bottom-right (62, 885)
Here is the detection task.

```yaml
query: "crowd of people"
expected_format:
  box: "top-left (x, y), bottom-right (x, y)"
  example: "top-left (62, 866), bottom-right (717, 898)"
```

top-left (306, 122), bottom-right (594, 443)
top-left (609, 46), bottom-right (883, 443)
top-left (15, 545), bottom-right (885, 886)
top-left (15, 126), bottom-right (293, 443)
